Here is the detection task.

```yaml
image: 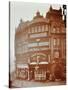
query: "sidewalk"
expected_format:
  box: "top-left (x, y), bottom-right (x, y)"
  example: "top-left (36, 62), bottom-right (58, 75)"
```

top-left (11, 79), bottom-right (66, 88)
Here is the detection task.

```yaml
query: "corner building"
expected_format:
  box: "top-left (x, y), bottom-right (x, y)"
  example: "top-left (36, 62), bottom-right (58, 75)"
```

top-left (15, 6), bottom-right (66, 81)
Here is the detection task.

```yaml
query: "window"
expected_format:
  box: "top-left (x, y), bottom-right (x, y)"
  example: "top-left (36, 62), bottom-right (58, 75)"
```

top-left (28, 28), bottom-right (31, 33)
top-left (53, 38), bottom-right (56, 46)
top-left (52, 27), bottom-right (56, 33)
top-left (30, 32), bottom-right (47, 38)
top-left (28, 43), bottom-right (37, 47)
top-left (45, 25), bottom-right (48, 31)
top-left (35, 26), bottom-right (38, 33)
top-left (53, 38), bottom-right (60, 46)
top-left (38, 26), bottom-right (41, 32)
top-left (39, 42), bottom-right (49, 46)
top-left (28, 41), bottom-right (49, 48)
top-left (57, 39), bottom-right (60, 46)
top-left (54, 51), bottom-right (59, 58)
top-left (31, 27), bottom-right (34, 33)
top-left (57, 27), bottom-right (60, 33)
top-left (62, 39), bottom-right (66, 58)
top-left (61, 27), bottom-right (66, 33)
top-left (42, 25), bottom-right (45, 32)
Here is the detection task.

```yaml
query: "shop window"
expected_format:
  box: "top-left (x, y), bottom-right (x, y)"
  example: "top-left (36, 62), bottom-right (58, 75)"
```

top-left (34, 69), bottom-right (46, 80)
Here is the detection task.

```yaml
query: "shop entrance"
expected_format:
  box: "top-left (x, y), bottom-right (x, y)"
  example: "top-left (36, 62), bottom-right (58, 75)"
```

top-left (29, 64), bottom-right (47, 81)
top-left (29, 53), bottom-right (49, 81)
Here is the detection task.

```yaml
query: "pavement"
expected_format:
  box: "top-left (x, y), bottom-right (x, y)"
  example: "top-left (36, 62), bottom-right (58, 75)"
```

top-left (11, 79), bottom-right (66, 88)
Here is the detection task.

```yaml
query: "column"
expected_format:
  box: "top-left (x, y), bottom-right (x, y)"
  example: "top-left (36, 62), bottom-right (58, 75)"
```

top-left (28, 69), bottom-right (30, 80)
top-left (48, 55), bottom-right (50, 63)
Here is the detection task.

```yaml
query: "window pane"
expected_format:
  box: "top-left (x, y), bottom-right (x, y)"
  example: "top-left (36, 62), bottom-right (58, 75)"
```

top-left (28, 41), bottom-right (49, 47)
top-left (57, 39), bottom-right (60, 46)
top-left (31, 27), bottom-right (34, 33)
top-left (45, 25), bottom-right (48, 31)
top-left (38, 26), bottom-right (41, 32)
top-left (42, 25), bottom-right (45, 32)
top-left (39, 42), bottom-right (49, 46)
top-left (53, 38), bottom-right (60, 46)
top-left (54, 51), bottom-right (59, 58)
top-left (30, 32), bottom-right (47, 38)
top-left (53, 39), bottom-right (56, 46)
top-left (61, 27), bottom-right (66, 33)
top-left (35, 26), bottom-right (37, 33)
top-left (57, 27), bottom-right (60, 33)
top-left (52, 27), bottom-right (56, 33)
top-left (28, 28), bottom-right (31, 33)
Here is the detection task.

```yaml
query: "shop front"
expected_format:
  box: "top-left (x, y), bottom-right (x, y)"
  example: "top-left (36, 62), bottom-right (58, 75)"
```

top-left (29, 61), bottom-right (48, 81)
top-left (16, 64), bottom-right (28, 80)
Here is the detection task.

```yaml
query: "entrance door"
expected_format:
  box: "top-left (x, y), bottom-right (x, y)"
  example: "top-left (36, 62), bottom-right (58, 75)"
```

top-left (29, 68), bottom-right (34, 80)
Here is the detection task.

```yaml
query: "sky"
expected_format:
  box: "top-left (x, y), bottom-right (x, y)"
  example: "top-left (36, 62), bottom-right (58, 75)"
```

top-left (10, 2), bottom-right (62, 73)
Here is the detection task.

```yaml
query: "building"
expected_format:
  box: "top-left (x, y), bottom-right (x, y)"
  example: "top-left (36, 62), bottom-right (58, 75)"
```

top-left (15, 6), bottom-right (66, 81)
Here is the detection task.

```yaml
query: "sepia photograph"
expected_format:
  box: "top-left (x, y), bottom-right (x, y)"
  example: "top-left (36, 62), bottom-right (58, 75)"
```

top-left (9, 2), bottom-right (66, 88)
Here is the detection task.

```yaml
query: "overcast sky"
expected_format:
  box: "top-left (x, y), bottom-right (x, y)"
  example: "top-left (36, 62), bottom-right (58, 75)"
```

top-left (10, 2), bottom-right (62, 72)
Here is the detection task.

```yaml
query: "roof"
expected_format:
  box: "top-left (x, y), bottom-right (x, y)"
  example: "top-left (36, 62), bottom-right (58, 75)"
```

top-left (30, 17), bottom-right (49, 25)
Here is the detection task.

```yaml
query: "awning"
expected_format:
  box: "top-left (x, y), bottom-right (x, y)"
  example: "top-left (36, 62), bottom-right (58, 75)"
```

top-left (17, 64), bottom-right (28, 68)
top-left (39, 62), bottom-right (48, 64)
top-left (30, 62), bottom-right (37, 65)
top-left (30, 61), bottom-right (48, 65)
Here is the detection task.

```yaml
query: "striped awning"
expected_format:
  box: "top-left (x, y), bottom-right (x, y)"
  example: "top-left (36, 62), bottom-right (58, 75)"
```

top-left (30, 62), bottom-right (37, 65)
top-left (17, 64), bottom-right (28, 68)
top-left (30, 61), bottom-right (48, 65)
top-left (39, 61), bottom-right (48, 64)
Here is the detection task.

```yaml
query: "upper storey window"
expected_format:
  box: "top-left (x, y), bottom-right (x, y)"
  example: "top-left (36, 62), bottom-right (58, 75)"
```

top-left (61, 27), bottom-right (66, 33)
top-left (38, 26), bottom-right (42, 32)
top-left (28, 28), bottom-right (31, 33)
top-left (28, 41), bottom-right (49, 47)
top-left (45, 25), bottom-right (49, 31)
top-left (35, 26), bottom-right (38, 33)
top-left (54, 51), bottom-right (59, 58)
top-left (52, 27), bottom-right (60, 33)
top-left (56, 27), bottom-right (60, 33)
top-left (30, 32), bottom-right (48, 38)
top-left (42, 25), bottom-right (45, 32)
top-left (53, 38), bottom-right (60, 46)
top-left (31, 27), bottom-right (35, 33)
top-left (52, 27), bottom-right (56, 33)
top-left (28, 25), bottom-right (49, 34)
